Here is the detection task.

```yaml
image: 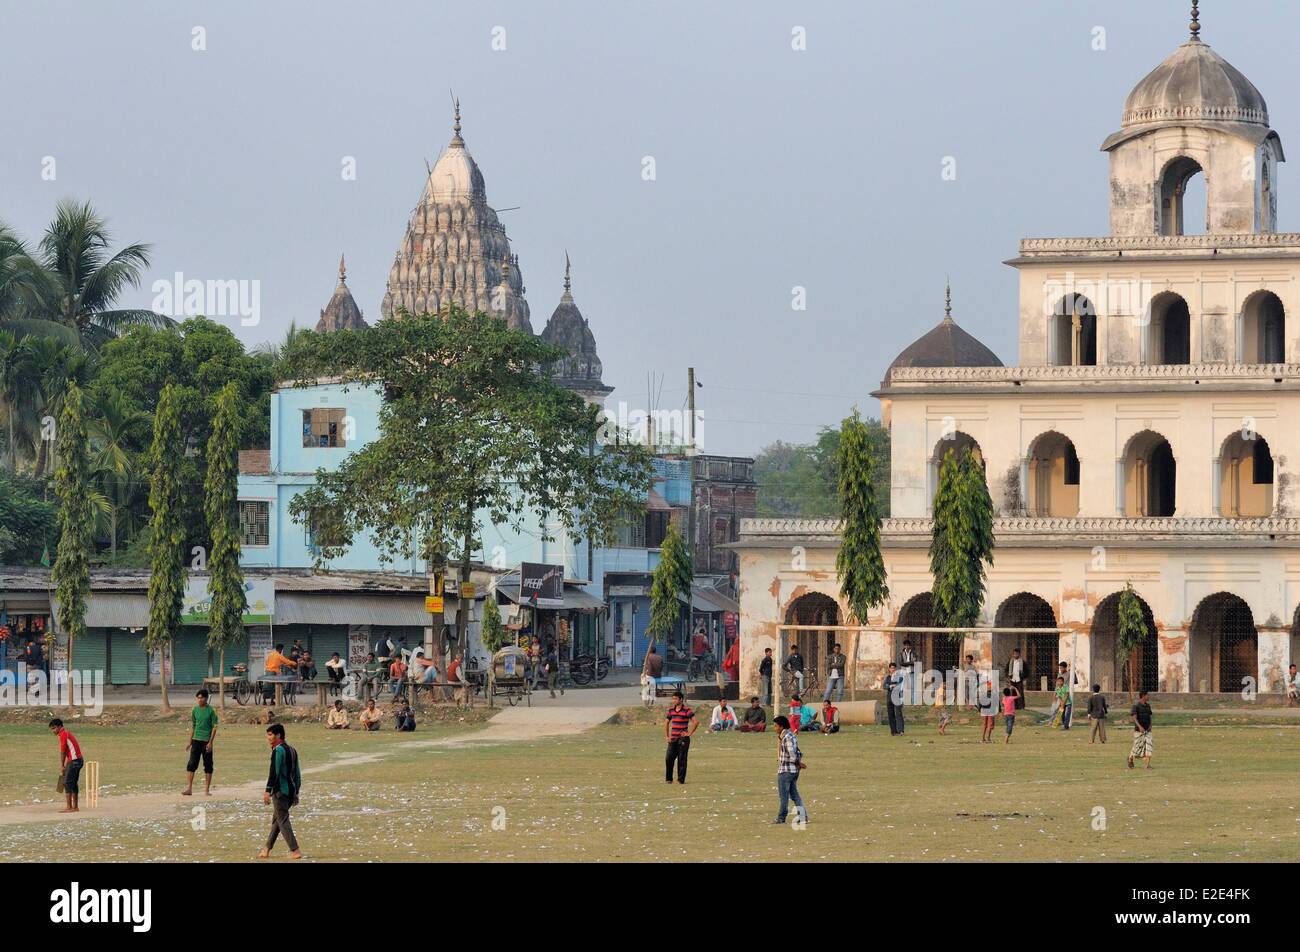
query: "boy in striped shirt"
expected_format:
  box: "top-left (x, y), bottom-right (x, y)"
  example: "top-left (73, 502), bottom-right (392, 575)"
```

top-left (48, 718), bottom-right (84, 813)
top-left (663, 691), bottom-right (697, 784)
top-left (772, 715), bottom-right (808, 824)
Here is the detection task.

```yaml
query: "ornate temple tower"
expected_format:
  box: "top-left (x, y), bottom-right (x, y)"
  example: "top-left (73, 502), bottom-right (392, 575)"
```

top-left (380, 102), bottom-right (532, 333)
top-left (315, 255), bottom-right (368, 332)
top-left (539, 254), bottom-right (613, 403)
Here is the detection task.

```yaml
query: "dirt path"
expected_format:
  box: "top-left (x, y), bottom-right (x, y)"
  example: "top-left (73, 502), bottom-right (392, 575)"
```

top-left (0, 703), bottom-right (620, 828)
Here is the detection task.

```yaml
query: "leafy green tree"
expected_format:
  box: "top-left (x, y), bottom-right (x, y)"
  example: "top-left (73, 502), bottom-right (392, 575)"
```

top-left (145, 385), bottom-right (186, 713)
top-left (755, 422), bottom-right (889, 519)
top-left (284, 307), bottom-right (651, 659)
top-left (16, 200), bottom-right (169, 349)
top-left (0, 330), bottom-right (39, 471)
top-left (52, 382), bottom-right (93, 704)
top-left (204, 382), bottom-right (247, 708)
top-left (1116, 582), bottom-right (1149, 701)
top-left (481, 596), bottom-right (506, 654)
top-left (836, 410), bottom-right (888, 624)
top-left (930, 448), bottom-right (995, 638)
top-left (648, 522), bottom-right (693, 643)
top-left (89, 390), bottom-right (149, 556)
top-left (0, 470), bottom-right (57, 563)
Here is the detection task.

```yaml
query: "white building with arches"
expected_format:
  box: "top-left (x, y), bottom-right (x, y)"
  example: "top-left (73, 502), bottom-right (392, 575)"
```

top-left (734, 8), bottom-right (1299, 699)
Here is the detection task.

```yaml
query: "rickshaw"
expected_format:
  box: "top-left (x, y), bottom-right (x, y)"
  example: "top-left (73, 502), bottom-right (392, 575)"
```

top-left (488, 645), bottom-right (532, 707)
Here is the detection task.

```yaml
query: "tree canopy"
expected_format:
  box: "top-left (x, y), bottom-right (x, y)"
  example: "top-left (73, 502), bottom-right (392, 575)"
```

top-left (754, 421), bottom-right (889, 519)
top-left (836, 409), bottom-right (888, 623)
top-left (929, 447), bottom-right (995, 635)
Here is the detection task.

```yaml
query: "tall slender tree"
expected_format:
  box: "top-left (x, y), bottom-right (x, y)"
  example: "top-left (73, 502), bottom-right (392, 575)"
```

top-left (204, 382), bottom-right (247, 708)
top-left (145, 384), bottom-right (186, 713)
top-left (930, 447), bottom-right (995, 638)
top-left (52, 382), bottom-right (93, 707)
top-left (648, 522), bottom-right (693, 643)
top-left (836, 409), bottom-right (888, 624)
top-left (481, 595), bottom-right (506, 654)
top-left (1116, 582), bottom-right (1148, 702)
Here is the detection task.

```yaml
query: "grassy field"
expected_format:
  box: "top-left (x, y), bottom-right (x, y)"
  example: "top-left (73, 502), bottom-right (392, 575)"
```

top-left (1, 709), bottom-right (1297, 862)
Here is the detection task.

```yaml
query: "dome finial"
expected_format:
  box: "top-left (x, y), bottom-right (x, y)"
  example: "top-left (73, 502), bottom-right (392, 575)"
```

top-left (944, 279), bottom-right (953, 323)
top-left (450, 91), bottom-right (463, 145)
top-left (338, 254), bottom-right (347, 284)
top-left (1189, 0), bottom-right (1201, 40)
top-left (564, 250), bottom-right (571, 293)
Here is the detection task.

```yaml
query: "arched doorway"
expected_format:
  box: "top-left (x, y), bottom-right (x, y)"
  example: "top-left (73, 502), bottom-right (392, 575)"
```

top-left (1159, 156), bottom-right (1205, 236)
top-left (1189, 593), bottom-right (1258, 693)
top-left (1049, 294), bottom-right (1097, 366)
top-left (1026, 431), bottom-right (1081, 517)
top-left (893, 592), bottom-right (961, 675)
top-left (1146, 292), bottom-right (1191, 364)
top-left (1240, 290), bottom-right (1285, 363)
top-left (994, 593), bottom-right (1058, 691)
top-left (784, 592), bottom-right (839, 691)
top-left (1090, 591), bottom-right (1159, 695)
top-left (1123, 430), bottom-right (1176, 517)
top-left (1218, 431), bottom-right (1274, 517)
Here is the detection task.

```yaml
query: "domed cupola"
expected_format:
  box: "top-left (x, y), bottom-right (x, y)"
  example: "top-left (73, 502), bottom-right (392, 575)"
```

top-left (426, 102), bottom-right (487, 205)
top-left (1101, 2), bottom-right (1284, 236)
top-left (540, 254), bottom-right (613, 403)
top-left (882, 284), bottom-right (1002, 387)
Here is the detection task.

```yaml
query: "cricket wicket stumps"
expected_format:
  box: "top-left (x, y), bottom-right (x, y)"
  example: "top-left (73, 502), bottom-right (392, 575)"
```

top-left (84, 761), bottom-right (99, 809)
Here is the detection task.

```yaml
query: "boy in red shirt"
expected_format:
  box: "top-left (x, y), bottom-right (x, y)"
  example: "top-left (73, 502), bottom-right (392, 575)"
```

top-left (48, 718), bottom-right (85, 813)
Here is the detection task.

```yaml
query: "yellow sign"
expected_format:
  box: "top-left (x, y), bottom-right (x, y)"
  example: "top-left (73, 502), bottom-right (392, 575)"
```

top-left (425, 595), bottom-right (444, 613)
top-left (460, 582), bottom-right (476, 599)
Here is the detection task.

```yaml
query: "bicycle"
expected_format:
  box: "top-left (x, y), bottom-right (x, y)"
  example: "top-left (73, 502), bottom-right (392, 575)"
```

top-left (781, 668), bottom-right (819, 698)
top-left (687, 654), bottom-right (716, 683)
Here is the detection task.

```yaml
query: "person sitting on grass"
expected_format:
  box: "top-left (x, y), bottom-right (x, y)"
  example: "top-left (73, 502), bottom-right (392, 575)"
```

top-left (359, 698), bottom-right (382, 731)
top-left (710, 698), bottom-right (739, 731)
top-left (739, 696), bottom-right (767, 732)
top-left (393, 700), bottom-right (416, 732)
top-left (326, 700), bottom-right (350, 729)
top-left (790, 696), bottom-right (819, 733)
top-left (819, 698), bottom-right (840, 734)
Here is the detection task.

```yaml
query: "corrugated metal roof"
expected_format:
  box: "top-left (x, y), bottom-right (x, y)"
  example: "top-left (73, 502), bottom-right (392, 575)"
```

top-left (53, 593), bottom-right (151, 628)
top-left (274, 593), bottom-right (432, 626)
top-left (689, 585), bottom-right (740, 614)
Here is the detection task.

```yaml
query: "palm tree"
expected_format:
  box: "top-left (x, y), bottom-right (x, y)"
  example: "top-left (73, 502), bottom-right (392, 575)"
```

top-left (0, 331), bottom-right (42, 472)
top-left (19, 200), bottom-right (171, 349)
top-left (89, 391), bottom-right (149, 556)
top-left (29, 337), bottom-right (97, 476)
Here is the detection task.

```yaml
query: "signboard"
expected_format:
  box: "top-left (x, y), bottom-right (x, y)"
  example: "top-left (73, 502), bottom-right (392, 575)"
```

top-left (459, 582), bottom-right (476, 599)
top-left (247, 627), bottom-right (273, 670)
top-left (609, 585), bottom-right (646, 597)
top-left (181, 578), bottom-right (274, 625)
top-left (519, 562), bottom-right (564, 609)
top-left (614, 642), bottom-right (632, 666)
top-left (347, 627), bottom-right (370, 668)
top-left (425, 595), bottom-right (444, 614)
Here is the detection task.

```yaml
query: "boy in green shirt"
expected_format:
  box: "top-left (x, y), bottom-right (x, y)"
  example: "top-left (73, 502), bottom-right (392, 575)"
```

top-left (184, 688), bottom-right (219, 796)
top-left (1051, 677), bottom-right (1070, 729)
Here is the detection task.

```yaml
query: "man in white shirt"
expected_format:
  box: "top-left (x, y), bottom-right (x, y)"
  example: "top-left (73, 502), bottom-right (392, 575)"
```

top-left (709, 698), bottom-right (739, 731)
top-left (823, 643), bottom-right (847, 703)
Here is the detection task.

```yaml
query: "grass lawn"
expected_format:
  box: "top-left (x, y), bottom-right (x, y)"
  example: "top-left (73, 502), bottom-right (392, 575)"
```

top-left (1, 711), bottom-right (1296, 862)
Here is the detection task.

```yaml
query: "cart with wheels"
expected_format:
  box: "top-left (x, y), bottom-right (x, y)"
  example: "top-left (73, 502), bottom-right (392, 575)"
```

top-left (488, 646), bottom-right (531, 708)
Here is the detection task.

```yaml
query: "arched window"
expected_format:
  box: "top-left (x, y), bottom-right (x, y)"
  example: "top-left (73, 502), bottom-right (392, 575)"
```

top-left (1025, 431), bottom-right (1080, 517)
top-left (1090, 591), bottom-right (1158, 694)
top-left (928, 432), bottom-right (983, 511)
top-left (1146, 292), bottom-right (1191, 365)
top-left (1159, 156), bottom-right (1205, 237)
top-left (1218, 431), bottom-right (1273, 517)
top-left (993, 593), bottom-right (1059, 690)
top-left (784, 592), bottom-right (839, 685)
top-left (1123, 430), bottom-right (1176, 517)
top-left (1049, 294), bottom-right (1097, 366)
top-left (1240, 290), bottom-right (1285, 363)
top-left (1189, 593), bottom-right (1257, 693)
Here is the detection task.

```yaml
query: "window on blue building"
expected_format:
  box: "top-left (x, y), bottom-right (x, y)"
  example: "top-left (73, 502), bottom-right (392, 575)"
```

top-left (302, 408), bottom-right (346, 448)
top-left (240, 501), bottom-right (270, 546)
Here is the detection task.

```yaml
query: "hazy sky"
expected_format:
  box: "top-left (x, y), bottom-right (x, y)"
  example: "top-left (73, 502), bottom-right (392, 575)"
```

top-left (3, 0), bottom-right (1294, 455)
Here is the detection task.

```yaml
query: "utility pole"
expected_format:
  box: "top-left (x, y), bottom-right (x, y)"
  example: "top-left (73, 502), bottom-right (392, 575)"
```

top-left (686, 367), bottom-right (697, 580)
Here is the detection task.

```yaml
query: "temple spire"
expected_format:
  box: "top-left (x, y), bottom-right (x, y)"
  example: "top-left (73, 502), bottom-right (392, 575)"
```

top-left (943, 280), bottom-right (953, 323)
top-left (561, 250), bottom-right (574, 303)
top-left (1189, 0), bottom-right (1200, 40)
top-left (450, 93), bottom-right (463, 145)
top-left (338, 254), bottom-right (347, 285)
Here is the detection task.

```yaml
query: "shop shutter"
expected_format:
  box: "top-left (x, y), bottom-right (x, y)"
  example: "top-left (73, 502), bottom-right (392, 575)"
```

top-left (109, 630), bottom-right (149, 684)
top-left (74, 629), bottom-right (108, 675)
top-left (173, 627), bottom-right (211, 684)
top-left (309, 626), bottom-right (348, 665)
